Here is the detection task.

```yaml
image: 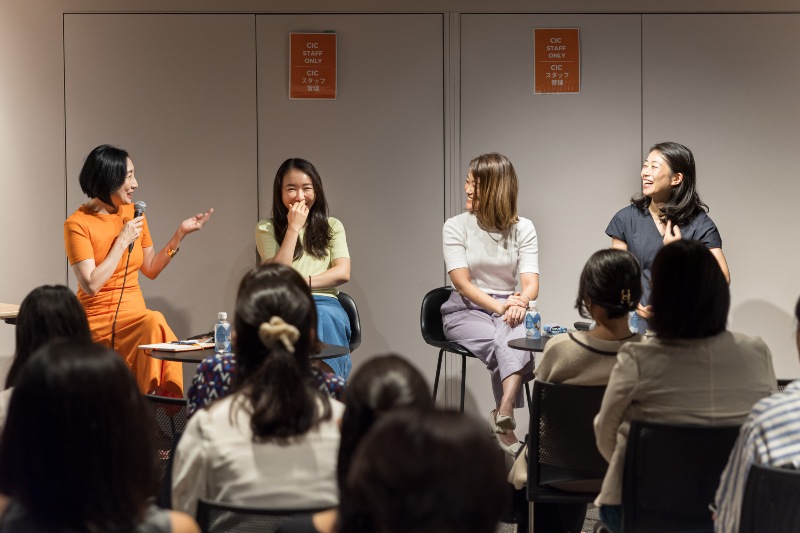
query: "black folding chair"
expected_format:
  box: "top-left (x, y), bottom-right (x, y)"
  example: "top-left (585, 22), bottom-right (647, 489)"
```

top-left (196, 498), bottom-right (330, 533)
top-left (337, 291), bottom-right (361, 352)
top-left (621, 420), bottom-right (740, 532)
top-left (738, 462), bottom-right (800, 533)
top-left (527, 381), bottom-right (608, 531)
top-left (145, 394), bottom-right (188, 508)
top-left (421, 286), bottom-right (531, 412)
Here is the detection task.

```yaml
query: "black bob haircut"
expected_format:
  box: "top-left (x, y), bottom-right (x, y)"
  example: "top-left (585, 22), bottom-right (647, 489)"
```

top-left (649, 239), bottom-right (729, 339)
top-left (78, 144), bottom-right (130, 206)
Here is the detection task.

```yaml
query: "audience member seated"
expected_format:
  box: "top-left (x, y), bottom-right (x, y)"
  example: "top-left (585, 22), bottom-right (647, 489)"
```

top-left (186, 265), bottom-right (345, 419)
top-left (277, 353), bottom-right (434, 533)
top-left (1, 285), bottom-right (92, 430)
top-left (713, 295), bottom-right (800, 532)
top-left (536, 248), bottom-right (643, 386)
top-left (172, 263), bottom-right (344, 517)
top-left (593, 240), bottom-right (776, 533)
top-left (529, 248), bottom-right (642, 532)
top-left (0, 339), bottom-right (198, 533)
top-left (338, 409), bottom-right (509, 533)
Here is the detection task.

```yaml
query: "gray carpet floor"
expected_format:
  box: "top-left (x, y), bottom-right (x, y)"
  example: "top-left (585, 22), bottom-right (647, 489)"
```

top-left (497, 504), bottom-right (599, 533)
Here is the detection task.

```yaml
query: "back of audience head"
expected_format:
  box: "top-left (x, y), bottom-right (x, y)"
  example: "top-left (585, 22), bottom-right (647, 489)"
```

top-left (575, 249), bottom-right (642, 320)
top-left (339, 409), bottom-right (508, 533)
top-left (649, 239), bottom-right (729, 339)
top-left (0, 339), bottom-right (157, 530)
top-left (233, 262), bottom-right (329, 442)
top-left (7, 284), bottom-right (91, 389)
top-left (796, 296), bottom-right (800, 353)
top-left (337, 353), bottom-right (433, 490)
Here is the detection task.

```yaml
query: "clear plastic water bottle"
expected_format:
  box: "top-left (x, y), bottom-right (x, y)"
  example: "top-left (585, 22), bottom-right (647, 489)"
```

top-left (214, 312), bottom-right (232, 353)
top-left (525, 302), bottom-right (542, 339)
top-left (628, 310), bottom-right (639, 334)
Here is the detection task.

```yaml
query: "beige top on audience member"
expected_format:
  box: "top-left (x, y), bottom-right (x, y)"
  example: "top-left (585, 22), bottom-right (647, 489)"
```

top-left (0, 388), bottom-right (11, 432)
top-left (593, 331), bottom-right (777, 506)
top-left (172, 394), bottom-right (344, 517)
top-left (534, 332), bottom-right (642, 386)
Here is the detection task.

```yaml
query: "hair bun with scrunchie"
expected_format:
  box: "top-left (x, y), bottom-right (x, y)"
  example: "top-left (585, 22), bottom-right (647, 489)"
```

top-left (258, 316), bottom-right (300, 353)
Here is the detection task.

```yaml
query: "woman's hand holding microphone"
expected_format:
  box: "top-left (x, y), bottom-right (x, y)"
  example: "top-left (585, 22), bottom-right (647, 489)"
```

top-left (118, 216), bottom-right (144, 251)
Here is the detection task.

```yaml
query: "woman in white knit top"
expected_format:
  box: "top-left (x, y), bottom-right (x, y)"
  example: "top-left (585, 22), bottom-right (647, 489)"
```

top-left (441, 153), bottom-right (539, 456)
top-left (535, 249), bottom-right (643, 386)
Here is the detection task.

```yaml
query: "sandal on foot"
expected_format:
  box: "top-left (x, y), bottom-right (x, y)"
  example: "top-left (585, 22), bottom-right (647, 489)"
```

top-left (495, 412), bottom-right (517, 432)
top-left (488, 409), bottom-right (507, 435)
top-left (497, 438), bottom-right (523, 457)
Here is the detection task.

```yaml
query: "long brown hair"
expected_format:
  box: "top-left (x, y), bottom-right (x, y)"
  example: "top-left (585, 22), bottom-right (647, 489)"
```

top-left (469, 153), bottom-right (519, 231)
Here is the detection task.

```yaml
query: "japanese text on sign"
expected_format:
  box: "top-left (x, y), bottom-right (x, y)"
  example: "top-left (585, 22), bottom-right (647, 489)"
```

top-left (290, 33), bottom-right (337, 100)
top-left (534, 28), bottom-right (580, 94)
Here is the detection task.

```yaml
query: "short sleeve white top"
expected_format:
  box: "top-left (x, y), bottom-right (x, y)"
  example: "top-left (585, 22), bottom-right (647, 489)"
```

top-left (442, 212), bottom-right (538, 295)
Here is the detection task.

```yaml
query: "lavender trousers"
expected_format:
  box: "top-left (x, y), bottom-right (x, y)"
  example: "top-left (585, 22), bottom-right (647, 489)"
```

top-left (440, 291), bottom-right (533, 407)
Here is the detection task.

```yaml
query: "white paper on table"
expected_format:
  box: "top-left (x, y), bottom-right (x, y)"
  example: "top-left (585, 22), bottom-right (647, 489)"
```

top-left (138, 342), bottom-right (215, 352)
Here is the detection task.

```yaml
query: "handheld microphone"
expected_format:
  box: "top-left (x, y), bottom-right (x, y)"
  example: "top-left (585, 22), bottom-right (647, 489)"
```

top-left (130, 200), bottom-right (147, 252)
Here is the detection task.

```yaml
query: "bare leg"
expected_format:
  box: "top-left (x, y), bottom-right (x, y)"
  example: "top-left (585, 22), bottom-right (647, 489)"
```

top-left (496, 371), bottom-right (522, 446)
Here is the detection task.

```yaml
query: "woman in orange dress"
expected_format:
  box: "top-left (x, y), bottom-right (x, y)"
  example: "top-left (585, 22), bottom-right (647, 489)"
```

top-left (64, 144), bottom-right (212, 397)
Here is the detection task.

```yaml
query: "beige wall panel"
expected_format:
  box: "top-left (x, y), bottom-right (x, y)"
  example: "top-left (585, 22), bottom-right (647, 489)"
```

top-left (64, 14), bottom-right (257, 365)
top-left (256, 14), bottom-right (445, 379)
top-left (643, 14), bottom-right (800, 377)
top-left (0, 1), bottom-right (65, 360)
top-left (57, 0), bottom-right (800, 15)
top-left (460, 14), bottom-right (642, 421)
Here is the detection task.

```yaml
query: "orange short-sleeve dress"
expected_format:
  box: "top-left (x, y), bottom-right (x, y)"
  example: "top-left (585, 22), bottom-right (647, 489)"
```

top-left (64, 204), bottom-right (183, 396)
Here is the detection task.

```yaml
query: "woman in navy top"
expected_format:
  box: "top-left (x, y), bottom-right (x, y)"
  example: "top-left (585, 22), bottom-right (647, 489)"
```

top-left (606, 142), bottom-right (730, 330)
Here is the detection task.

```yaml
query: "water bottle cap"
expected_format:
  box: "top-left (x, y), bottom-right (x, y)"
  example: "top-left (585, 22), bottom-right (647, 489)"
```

top-left (529, 300), bottom-right (537, 310)
top-left (218, 312), bottom-right (227, 321)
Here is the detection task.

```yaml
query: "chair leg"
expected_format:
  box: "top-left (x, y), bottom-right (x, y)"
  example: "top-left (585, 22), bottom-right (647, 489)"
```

top-left (529, 500), bottom-right (535, 533)
top-left (525, 381), bottom-right (532, 411)
top-left (459, 354), bottom-right (467, 413)
top-left (433, 348), bottom-right (445, 403)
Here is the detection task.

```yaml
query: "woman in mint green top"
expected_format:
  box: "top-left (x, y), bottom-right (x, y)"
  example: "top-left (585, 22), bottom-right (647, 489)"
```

top-left (256, 158), bottom-right (352, 379)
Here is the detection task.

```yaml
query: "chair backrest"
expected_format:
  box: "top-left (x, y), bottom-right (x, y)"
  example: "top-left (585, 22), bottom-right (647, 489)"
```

top-left (146, 394), bottom-right (189, 437)
top-left (777, 378), bottom-right (794, 391)
top-left (420, 287), bottom-right (453, 344)
top-left (336, 291), bottom-right (361, 352)
top-left (738, 463), bottom-right (800, 533)
top-left (196, 498), bottom-right (329, 533)
top-left (622, 420), bottom-right (740, 532)
top-left (527, 381), bottom-right (608, 500)
top-left (146, 394), bottom-right (189, 508)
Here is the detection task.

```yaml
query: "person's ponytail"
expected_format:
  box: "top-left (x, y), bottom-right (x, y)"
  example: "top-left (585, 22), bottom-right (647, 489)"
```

top-left (244, 317), bottom-right (330, 442)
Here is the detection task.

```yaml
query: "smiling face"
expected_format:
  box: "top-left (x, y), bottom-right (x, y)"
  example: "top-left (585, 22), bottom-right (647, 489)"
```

top-left (109, 158), bottom-right (137, 209)
top-left (464, 172), bottom-right (477, 212)
top-left (281, 168), bottom-right (316, 211)
top-left (641, 150), bottom-right (683, 203)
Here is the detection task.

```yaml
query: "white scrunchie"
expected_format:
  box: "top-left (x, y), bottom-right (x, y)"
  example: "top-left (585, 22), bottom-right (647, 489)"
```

top-left (258, 316), bottom-right (300, 353)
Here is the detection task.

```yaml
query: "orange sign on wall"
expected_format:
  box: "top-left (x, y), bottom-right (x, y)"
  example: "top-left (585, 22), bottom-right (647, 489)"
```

top-left (534, 28), bottom-right (580, 94)
top-left (290, 33), bottom-right (337, 100)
